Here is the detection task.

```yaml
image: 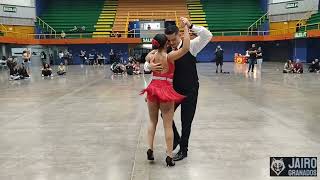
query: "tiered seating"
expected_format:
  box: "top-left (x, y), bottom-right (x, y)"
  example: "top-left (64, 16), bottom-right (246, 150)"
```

top-left (40, 0), bottom-right (105, 38)
top-left (93, 0), bottom-right (118, 38)
top-left (113, 0), bottom-right (189, 34)
top-left (305, 12), bottom-right (320, 30)
top-left (187, 0), bottom-right (208, 28)
top-left (201, 0), bottom-right (264, 35)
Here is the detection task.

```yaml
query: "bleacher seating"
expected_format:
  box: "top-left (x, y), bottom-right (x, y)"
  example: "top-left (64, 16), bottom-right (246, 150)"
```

top-left (39, 0), bottom-right (105, 38)
top-left (305, 12), bottom-right (320, 30)
top-left (38, 0), bottom-right (265, 38)
top-left (93, 0), bottom-right (118, 38)
top-left (113, 0), bottom-right (189, 35)
top-left (187, 0), bottom-right (208, 28)
top-left (200, 0), bottom-right (264, 35)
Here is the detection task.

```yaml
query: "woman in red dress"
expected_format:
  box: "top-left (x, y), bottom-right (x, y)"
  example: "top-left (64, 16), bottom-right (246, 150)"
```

top-left (141, 19), bottom-right (190, 167)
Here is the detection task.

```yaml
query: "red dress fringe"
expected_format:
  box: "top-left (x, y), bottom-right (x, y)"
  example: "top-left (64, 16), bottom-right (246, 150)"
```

top-left (140, 58), bottom-right (185, 103)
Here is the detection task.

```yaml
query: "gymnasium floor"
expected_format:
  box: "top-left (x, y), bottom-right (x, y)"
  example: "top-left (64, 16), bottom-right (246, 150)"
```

top-left (0, 62), bottom-right (319, 180)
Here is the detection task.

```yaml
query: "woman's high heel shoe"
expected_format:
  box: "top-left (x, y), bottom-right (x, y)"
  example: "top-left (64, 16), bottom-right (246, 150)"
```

top-left (165, 156), bottom-right (175, 167)
top-left (147, 149), bottom-right (154, 160)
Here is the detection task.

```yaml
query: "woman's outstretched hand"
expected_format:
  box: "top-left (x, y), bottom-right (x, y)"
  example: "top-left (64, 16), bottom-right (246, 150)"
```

top-left (180, 17), bottom-right (191, 28)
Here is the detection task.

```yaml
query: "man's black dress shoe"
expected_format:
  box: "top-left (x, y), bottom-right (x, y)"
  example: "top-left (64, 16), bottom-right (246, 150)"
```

top-left (173, 151), bottom-right (187, 161)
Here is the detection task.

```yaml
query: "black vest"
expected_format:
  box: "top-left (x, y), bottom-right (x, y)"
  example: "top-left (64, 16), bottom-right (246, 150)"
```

top-left (169, 44), bottom-right (199, 91)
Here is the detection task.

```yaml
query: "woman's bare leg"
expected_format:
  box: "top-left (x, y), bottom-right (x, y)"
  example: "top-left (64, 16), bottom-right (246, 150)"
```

top-left (160, 102), bottom-right (174, 157)
top-left (147, 100), bottom-right (159, 150)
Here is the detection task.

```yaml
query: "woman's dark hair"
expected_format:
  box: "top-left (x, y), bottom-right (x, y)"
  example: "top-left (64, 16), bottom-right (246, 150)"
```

top-left (152, 34), bottom-right (167, 49)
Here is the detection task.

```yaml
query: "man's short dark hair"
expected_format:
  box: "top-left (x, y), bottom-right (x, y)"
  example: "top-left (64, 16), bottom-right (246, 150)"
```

top-left (165, 25), bottom-right (179, 35)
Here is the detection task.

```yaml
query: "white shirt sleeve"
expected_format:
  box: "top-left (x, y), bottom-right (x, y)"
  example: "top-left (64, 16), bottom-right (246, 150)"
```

top-left (144, 62), bottom-right (150, 72)
top-left (189, 25), bottom-right (213, 57)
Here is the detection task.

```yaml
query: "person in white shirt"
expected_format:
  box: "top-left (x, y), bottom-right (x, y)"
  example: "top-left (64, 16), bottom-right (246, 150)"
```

top-left (58, 51), bottom-right (64, 64)
top-left (57, 62), bottom-right (66, 75)
top-left (145, 17), bottom-right (212, 161)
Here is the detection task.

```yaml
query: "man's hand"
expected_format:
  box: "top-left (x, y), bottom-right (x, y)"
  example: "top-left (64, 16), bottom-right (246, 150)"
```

top-left (145, 50), bottom-right (163, 71)
top-left (145, 50), bottom-right (157, 63)
top-left (149, 61), bottom-right (163, 72)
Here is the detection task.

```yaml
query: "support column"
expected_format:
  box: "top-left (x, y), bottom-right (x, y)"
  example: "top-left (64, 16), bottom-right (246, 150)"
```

top-left (293, 39), bottom-right (307, 63)
top-left (1, 44), bottom-right (6, 57)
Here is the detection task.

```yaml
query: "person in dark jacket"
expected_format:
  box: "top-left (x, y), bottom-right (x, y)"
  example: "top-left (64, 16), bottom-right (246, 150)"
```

top-left (215, 45), bottom-right (224, 73)
top-left (40, 51), bottom-right (47, 66)
top-left (41, 63), bottom-right (52, 77)
top-left (308, 59), bottom-right (320, 73)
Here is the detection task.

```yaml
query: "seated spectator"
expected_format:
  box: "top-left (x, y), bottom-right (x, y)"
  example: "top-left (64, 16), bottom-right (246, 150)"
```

top-left (57, 63), bottom-right (66, 76)
top-left (17, 63), bottom-right (30, 79)
top-left (133, 61), bottom-right (141, 75)
top-left (41, 63), bottom-right (53, 77)
top-left (0, 56), bottom-right (6, 64)
top-left (111, 62), bottom-right (125, 74)
top-left (70, 26), bottom-right (78, 33)
top-left (293, 59), bottom-right (303, 73)
top-left (126, 61), bottom-right (134, 75)
top-left (7, 58), bottom-right (30, 80)
top-left (308, 59), bottom-right (320, 73)
top-left (7, 57), bottom-right (18, 80)
top-left (61, 30), bottom-right (66, 39)
top-left (283, 60), bottom-right (294, 73)
top-left (80, 26), bottom-right (86, 32)
top-left (10, 63), bottom-right (30, 80)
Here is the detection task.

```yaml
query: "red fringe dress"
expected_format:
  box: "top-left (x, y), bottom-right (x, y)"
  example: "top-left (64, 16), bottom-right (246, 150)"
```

top-left (141, 58), bottom-right (185, 103)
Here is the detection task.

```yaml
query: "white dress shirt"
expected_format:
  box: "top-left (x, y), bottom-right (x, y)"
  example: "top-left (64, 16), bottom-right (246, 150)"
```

top-left (144, 25), bottom-right (212, 71)
top-left (177, 25), bottom-right (213, 57)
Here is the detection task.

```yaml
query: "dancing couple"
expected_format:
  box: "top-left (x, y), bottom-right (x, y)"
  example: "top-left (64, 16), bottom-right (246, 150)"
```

top-left (141, 17), bottom-right (212, 166)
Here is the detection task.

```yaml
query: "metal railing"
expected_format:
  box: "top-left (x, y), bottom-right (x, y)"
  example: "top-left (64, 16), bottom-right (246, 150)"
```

top-left (296, 11), bottom-right (313, 32)
top-left (248, 12), bottom-right (269, 32)
top-left (36, 16), bottom-right (57, 38)
top-left (0, 23), bottom-right (7, 36)
top-left (213, 30), bottom-right (270, 36)
top-left (2, 21), bottom-right (320, 40)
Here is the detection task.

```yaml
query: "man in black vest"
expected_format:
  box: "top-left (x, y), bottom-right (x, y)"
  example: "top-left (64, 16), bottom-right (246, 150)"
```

top-left (145, 17), bottom-right (212, 161)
